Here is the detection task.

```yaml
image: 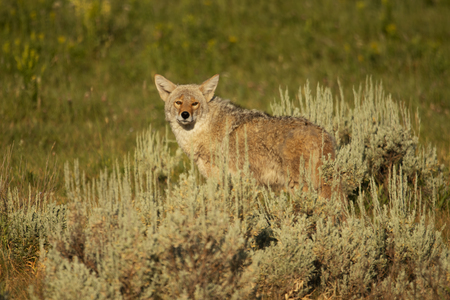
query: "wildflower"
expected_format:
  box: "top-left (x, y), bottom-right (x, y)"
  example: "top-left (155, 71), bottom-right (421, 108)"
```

top-left (206, 39), bottom-right (216, 52)
top-left (356, 1), bottom-right (365, 9)
top-left (344, 43), bottom-right (350, 53)
top-left (370, 41), bottom-right (380, 54)
top-left (2, 42), bottom-right (10, 54)
top-left (228, 35), bottom-right (237, 43)
top-left (385, 23), bottom-right (396, 36)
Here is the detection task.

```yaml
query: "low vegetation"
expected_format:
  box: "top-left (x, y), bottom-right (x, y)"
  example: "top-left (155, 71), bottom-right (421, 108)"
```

top-left (1, 0), bottom-right (449, 298)
top-left (3, 82), bottom-right (450, 299)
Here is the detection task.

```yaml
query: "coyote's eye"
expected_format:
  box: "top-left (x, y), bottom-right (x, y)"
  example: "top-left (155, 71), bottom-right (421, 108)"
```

top-left (192, 102), bottom-right (199, 106)
top-left (175, 101), bottom-right (182, 105)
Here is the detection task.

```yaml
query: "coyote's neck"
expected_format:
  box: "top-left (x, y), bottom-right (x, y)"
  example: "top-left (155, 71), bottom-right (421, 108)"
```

top-left (169, 118), bottom-right (210, 157)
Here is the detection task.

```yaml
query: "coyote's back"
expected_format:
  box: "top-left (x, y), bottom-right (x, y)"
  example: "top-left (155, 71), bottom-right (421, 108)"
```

top-left (154, 74), bottom-right (337, 198)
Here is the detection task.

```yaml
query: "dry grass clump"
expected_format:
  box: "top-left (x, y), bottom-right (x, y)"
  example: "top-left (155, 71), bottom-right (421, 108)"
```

top-left (1, 146), bottom-right (62, 299)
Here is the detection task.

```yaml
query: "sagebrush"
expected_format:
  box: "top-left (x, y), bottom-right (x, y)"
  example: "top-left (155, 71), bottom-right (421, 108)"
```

top-left (2, 81), bottom-right (449, 299)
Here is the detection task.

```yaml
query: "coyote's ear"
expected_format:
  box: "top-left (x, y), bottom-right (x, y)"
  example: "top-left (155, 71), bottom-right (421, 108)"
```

top-left (154, 74), bottom-right (177, 102)
top-left (199, 74), bottom-right (219, 102)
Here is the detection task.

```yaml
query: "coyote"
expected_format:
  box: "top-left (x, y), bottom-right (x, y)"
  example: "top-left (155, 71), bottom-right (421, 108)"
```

top-left (155, 74), bottom-right (337, 198)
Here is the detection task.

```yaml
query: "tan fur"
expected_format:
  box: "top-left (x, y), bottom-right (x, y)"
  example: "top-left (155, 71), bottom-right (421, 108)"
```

top-left (155, 74), bottom-right (338, 198)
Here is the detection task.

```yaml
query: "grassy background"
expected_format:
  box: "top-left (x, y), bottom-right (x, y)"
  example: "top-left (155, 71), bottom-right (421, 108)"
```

top-left (1, 0), bottom-right (450, 193)
top-left (1, 0), bottom-right (450, 297)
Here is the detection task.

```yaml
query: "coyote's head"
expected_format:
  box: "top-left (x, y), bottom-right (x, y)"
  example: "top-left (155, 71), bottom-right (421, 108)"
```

top-left (154, 74), bottom-right (219, 127)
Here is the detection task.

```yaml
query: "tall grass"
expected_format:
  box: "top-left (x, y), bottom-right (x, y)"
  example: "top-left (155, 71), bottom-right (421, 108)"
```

top-left (0, 146), bottom-right (62, 298)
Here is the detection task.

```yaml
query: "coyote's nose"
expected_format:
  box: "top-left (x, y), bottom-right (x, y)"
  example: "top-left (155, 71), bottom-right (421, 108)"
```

top-left (181, 111), bottom-right (190, 119)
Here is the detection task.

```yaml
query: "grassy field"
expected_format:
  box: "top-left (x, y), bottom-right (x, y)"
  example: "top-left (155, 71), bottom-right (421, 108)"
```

top-left (1, 0), bottom-right (450, 298)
